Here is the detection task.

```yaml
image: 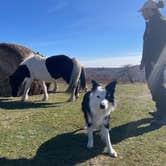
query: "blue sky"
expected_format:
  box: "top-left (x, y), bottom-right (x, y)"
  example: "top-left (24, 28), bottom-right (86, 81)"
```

top-left (1, 0), bottom-right (166, 67)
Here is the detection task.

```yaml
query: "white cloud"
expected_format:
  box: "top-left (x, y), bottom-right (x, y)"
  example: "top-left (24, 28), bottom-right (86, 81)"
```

top-left (48, 1), bottom-right (68, 13)
top-left (81, 54), bottom-right (142, 68)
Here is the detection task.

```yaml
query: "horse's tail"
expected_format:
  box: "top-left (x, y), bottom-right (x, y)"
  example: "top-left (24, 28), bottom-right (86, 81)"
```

top-left (79, 66), bottom-right (87, 92)
top-left (66, 58), bottom-right (82, 93)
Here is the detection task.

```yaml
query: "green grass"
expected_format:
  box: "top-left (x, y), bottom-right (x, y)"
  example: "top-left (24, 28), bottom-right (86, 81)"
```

top-left (0, 83), bottom-right (166, 166)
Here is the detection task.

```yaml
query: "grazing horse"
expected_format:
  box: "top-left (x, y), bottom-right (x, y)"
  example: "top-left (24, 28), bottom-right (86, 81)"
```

top-left (9, 54), bottom-right (87, 102)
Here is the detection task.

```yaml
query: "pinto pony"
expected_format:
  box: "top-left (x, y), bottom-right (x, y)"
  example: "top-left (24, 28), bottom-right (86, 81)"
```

top-left (9, 54), bottom-right (86, 102)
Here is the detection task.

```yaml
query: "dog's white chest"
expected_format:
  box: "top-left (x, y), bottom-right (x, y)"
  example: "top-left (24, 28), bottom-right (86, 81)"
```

top-left (91, 110), bottom-right (106, 129)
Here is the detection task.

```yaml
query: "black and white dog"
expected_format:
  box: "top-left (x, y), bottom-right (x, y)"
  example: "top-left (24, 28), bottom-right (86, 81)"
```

top-left (82, 80), bottom-right (117, 157)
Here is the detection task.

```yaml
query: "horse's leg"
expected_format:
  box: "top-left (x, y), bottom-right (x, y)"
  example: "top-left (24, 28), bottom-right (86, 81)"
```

top-left (21, 79), bottom-right (33, 101)
top-left (67, 80), bottom-right (82, 102)
top-left (41, 81), bottom-right (48, 101)
top-left (67, 87), bottom-right (76, 102)
top-left (68, 80), bottom-right (81, 102)
top-left (75, 80), bottom-right (80, 98)
top-left (53, 81), bottom-right (58, 93)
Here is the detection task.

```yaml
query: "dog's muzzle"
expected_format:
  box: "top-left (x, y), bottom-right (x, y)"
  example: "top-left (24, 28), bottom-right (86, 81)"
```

top-left (100, 103), bottom-right (106, 109)
top-left (100, 99), bottom-right (109, 109)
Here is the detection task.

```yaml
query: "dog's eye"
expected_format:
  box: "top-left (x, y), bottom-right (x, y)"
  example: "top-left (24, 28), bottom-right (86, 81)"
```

top-left (97, 96), bottom-right (101, 99)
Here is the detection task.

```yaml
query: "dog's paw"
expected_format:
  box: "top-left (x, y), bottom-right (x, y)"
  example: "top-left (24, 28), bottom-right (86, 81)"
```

top-left (109, 149), bottom-right (118, 158)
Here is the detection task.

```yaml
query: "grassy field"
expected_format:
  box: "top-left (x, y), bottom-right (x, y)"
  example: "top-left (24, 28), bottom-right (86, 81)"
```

top-left (0, 83), bottom-right (165, 166)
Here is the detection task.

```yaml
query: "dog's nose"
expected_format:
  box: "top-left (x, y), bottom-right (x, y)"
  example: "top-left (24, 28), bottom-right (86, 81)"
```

top-left (100, 103), bottom-right (105, 109)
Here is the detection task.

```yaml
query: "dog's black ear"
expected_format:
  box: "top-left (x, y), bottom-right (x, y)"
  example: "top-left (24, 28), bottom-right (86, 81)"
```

top-left (91, 80), bottom-right (100, 91)
top-left (105, 80), bottom-right (117, 93)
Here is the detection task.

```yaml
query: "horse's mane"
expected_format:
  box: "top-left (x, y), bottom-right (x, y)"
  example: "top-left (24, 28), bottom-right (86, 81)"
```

top-left (20, 53), bottom-right (46, 65)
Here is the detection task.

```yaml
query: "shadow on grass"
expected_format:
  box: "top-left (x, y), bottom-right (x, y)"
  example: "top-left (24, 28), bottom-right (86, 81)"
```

top-left (111, 117), bottom-right (161, 144)
top-left (0, 118), bottom-right (162, 166)
top-left (0, 100), bottom-right (66, 110)
top-left (0, 98), bottom-right (11, 102)
top-left (0, 130), bottom-right (104, 166)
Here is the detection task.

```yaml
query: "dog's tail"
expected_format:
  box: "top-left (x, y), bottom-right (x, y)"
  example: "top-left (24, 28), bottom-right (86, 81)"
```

top-left (70, 127), bottom-right (86, 134)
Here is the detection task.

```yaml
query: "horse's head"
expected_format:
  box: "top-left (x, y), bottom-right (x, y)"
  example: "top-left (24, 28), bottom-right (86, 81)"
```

top-left (9, 65), bottom-right (31, 97)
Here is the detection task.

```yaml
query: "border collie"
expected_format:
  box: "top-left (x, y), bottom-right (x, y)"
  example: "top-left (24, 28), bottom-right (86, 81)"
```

top-left (82, 80), bottom-right (117, 157)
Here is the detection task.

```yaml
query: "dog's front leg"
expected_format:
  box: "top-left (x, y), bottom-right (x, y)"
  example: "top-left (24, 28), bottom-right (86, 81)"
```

top-left (87, 126), bottom-right (94, 148)
top-left (102, 125), bottom-right (117, 157)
